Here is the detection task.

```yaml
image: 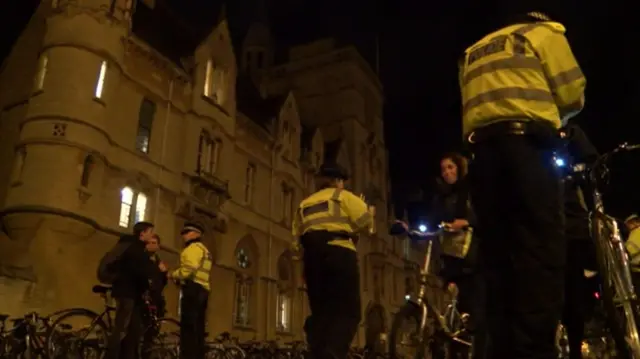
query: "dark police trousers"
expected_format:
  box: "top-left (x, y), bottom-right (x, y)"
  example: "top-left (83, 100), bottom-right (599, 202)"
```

top-left (106, 298), bottom-right (143, 359)
top-left (469, 133), bottom-right (566, 359)
top-left (180, 281), bottom-right (209, 359)
top-left (302, 231), bottom-right (361, 359)
top-left (563, 240), bottom-right (594, 359)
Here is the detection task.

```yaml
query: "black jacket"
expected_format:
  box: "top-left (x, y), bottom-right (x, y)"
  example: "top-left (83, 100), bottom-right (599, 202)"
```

top-left (148, 253), bottom-right (168, 312)
top-left (563, 123), bottom-right (599, 241)
top-left (111, 235), bottom-right (156, 299)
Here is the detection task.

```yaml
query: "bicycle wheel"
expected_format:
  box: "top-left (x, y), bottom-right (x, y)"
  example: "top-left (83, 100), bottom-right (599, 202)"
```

top-left (389, 302), bottom-right (436, 359)
top-left (46, 309), bottom-right (109, 359)
top-left (142, 317), bottom-right (180, 359)
top-left (593, 215), bottom-right (640, 359)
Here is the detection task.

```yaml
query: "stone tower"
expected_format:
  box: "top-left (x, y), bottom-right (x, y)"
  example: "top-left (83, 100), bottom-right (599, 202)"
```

top-left (241, 0), bottom-right (273, 76)
top-left (1, 0), bottom-right (134, 313)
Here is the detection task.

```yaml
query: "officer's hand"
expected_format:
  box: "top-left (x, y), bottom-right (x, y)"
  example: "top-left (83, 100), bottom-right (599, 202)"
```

top-left (368, 205), bottom-right (376, 217)
top-left (359, 194), bottom-right (366, 203)
top-left (158, 261), bottom-right (168, 273)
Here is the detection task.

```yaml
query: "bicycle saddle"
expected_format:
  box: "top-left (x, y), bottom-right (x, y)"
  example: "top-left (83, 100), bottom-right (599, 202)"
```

top-left (92, 284), bottom-right (112, 294)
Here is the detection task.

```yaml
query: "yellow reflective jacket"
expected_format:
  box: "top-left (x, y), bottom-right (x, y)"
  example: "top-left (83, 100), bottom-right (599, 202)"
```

top-left (459, 21), bottom-right (586, 136)
top-left (291, 187), bottom-right (373, 252)
top-left (172, 240), bottom-right (212, 291)
top-left (626, 228), bottom-right (640, 272)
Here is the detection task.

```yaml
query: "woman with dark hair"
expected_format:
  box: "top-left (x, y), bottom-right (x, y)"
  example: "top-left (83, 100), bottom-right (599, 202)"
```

top-left (430, 153), bottom-right (477, 313)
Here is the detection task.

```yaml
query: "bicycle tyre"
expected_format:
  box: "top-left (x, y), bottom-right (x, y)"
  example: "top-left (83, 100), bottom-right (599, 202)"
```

top-left (389, 302), bottom-right (430, 359)
top-left (46, 308), bottom-right (109, 358)
top-left (592, 215), bottom-right (640, 359)
top-left (143, 317), bottom-right (181, 359)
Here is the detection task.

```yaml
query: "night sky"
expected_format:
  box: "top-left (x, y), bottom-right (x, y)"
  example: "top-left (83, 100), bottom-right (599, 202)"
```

top-left (3, 0), bottom-right (640, 219)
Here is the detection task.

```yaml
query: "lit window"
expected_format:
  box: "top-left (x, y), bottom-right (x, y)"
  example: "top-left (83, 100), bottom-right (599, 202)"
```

top-left (244, 164), bottom-right (256, 204)
top-left (198, 132), bottom-right (221, 174)
top-left (276, 292), bottom-right (291, 332)
top-left (203, 59), bottom-right (226, 105)
top-left (34, 54), bottom-right (48, 91)
top-left (95, 60), bottom-right (108, 99)
top-left (119, 187), bottom-right (147, 228)
top-left (136, 98), bottom-right (156, 153)
top-left (234, 278), bottom-right (251, 327)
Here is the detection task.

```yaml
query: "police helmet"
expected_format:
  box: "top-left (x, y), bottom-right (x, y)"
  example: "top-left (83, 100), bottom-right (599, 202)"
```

top-left (625, 214), bottom-right (639, 224)
top-left (317, 163), bottom-right (350, 181)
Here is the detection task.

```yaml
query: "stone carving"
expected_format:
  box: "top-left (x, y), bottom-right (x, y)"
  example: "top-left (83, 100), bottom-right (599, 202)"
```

top-left (52, 123), bottom-right (67, 137)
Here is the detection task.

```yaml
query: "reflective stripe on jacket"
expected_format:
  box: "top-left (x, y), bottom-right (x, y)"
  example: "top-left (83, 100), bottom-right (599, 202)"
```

top-left (172, 240), bottom-right (212, 291)
top-left (460, 21), bottom-right (586, 136)
top-left (291, 187), bottom-right (372, 252)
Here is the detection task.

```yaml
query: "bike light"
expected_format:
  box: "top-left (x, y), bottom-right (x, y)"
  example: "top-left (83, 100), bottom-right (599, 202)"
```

top-left (418, 224), bottom-right (427, 232)
top-left (594, 292), bottom-right (600, 299)
top-left (554, 157), bottom-right (566, 167)
top-left (405, 294), bottom-right (410, 300)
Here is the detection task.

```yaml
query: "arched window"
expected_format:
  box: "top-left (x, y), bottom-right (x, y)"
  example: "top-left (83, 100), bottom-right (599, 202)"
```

top-left (276, 253), bottom-right (293, 332)
top-left (233, 237), bottom-right (258, 328)
top-left (119, 187), bottom-right (148, 228)
top-left (80, 155), bottom-right (95, 187)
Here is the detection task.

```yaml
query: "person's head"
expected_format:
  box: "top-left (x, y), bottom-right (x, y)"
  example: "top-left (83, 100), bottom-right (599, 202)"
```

top-left (146, 234), bottom-right (160, 253)
top-left (181, 222), bottom-right (204, 242)
top-left (625, 214), bottom-right (640, 233)
top-left (133, 221), bottom-right (154, 242)
top-left (440, 152), bottom-right (468, 185)
top-left (316, 163), bottom-right (349, 190)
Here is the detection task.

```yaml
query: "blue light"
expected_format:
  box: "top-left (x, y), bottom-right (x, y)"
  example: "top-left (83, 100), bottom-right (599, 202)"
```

top-left (418, 224), bottom-right (427, 232)
top-left (554, 157), bottom-right (565, 167)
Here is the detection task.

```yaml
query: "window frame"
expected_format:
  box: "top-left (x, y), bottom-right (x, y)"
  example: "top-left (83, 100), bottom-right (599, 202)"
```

top-left (136, 98), bottom-right (156, 154)
top-left (119, 187), bottom-right (148, 228)
top-left (233, 278), bottom-right (252, 327)
top-left (34, 53), bottom-right (48, 92)
top-left (95, 60), bottom-right (108, 99)
top-left (244, 163), bottom-right (256, 204)
top-left (275, 291), bottom-right (292, 333)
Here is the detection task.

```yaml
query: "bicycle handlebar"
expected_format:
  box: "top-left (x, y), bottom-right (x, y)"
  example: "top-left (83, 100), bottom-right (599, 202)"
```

top-left (587, 142), bottom-right (640, 186)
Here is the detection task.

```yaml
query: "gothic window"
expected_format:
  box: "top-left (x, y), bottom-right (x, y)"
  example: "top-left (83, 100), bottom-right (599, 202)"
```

top-left (236, 248), bottom-right (251, 269)
top-left (281, 185), bottom-right (294, 223)
top-left (80, 155), bottom-right (95, 187)
top-left (95, 60), bottom-right (108, 99)
top-left (234, 276), bottom-right (252, 327)
top-left (119, 187), bottom-right (147, 228)
top-left (244, 164), bottom-right (256, 204)
top-left (197, 131), bottom-right (221, 174)
top-left (204, 59), bottom-right (227, 105)
top-left (136, 98), bottom-right (156, 153)
top-left (34, 53), bottom-right (48, 92)
top-left (276, 253), bottom-right (293, 332)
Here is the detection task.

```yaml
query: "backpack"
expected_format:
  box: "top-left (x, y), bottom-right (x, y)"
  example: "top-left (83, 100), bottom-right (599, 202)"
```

top-left (97, 241), bottom-right (132, 284)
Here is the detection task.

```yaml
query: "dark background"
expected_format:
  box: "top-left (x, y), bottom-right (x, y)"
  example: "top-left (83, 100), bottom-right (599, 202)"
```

top-left (3, 0), bottom-right (640, 221)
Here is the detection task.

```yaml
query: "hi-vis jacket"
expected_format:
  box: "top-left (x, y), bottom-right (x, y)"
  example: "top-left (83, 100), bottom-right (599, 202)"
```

top-left (292, 188), bottom-right (373, 252)
top-left (459, 21), bottom-right (586, 137)
top-left (626, 228), bottom-right (640, 272)
top-left (172, 239), bottom-right (212, 291)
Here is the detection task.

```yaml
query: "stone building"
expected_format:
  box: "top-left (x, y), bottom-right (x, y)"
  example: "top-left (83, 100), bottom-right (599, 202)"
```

top-left (0, 0), bottom-right (427, 345)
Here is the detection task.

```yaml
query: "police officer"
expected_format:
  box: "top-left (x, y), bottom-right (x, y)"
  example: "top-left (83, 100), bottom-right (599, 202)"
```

top-left (459, 10), bottom-right (586, 359)
top-left (292, 163), bottom-right (375, 359)
top-left (168, 222), bottom-right (212, 359)
top-left (624, 214), bottom-right (640, 291)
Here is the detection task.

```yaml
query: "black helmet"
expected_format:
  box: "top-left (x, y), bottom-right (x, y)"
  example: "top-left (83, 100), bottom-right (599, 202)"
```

top-left (317, 163), bottom-right (350, 181)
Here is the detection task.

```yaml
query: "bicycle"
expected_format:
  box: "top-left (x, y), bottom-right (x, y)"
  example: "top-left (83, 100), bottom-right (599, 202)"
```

top-left (0, 311), bottom-right (66, 358)
top-left (388, 224), bottom-right (472, 359)
top-left (572, 142), bottom-right (640, 359)
top-left (46, 284), bottom-right (180, 358)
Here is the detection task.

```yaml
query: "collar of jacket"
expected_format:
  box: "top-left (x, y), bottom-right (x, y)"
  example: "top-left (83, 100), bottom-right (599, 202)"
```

top-left (185, 238), bottom-right (202, 248)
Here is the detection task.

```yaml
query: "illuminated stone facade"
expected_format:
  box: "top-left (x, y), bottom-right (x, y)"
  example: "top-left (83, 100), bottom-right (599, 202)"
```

top-left (0, 0), bottom-right (427, 346)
